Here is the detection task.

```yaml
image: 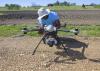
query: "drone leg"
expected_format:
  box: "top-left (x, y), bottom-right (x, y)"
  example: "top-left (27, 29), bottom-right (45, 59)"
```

top-left (32, 35), bottom-right (46, 55)
top-left (55, 36), bottom-right (64, 49)
top-left (42, 35), bottom-right (48, 44)
top-left (57, 36), bottom-right (69, 52)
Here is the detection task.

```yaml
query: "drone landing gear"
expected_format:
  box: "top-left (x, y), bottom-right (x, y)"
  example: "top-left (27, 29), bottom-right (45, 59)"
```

top-left (32, 34), bottom-right (69, 55)
top-left (55, 36), bottom-right (70, 53)
top-left (32, 34), bottom-right (46, 55)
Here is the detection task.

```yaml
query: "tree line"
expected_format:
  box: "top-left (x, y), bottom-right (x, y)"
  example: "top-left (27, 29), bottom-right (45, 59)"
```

top-left (47, 0), bottom-right (99, 7)
top-left (5, 4), bottom-right (21, 10)
top-left (48, 1), bottom-right (76, 6)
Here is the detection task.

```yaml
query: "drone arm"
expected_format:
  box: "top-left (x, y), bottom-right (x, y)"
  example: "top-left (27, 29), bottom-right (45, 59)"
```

top-left (57, 29), bottom-right (70, 32)
top-left (21, 28), bottom-right (39, 34)
top-left (57, 29), bottom-right (79, 35)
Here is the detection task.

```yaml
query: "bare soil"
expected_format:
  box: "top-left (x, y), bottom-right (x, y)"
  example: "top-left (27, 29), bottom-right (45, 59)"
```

top-left (0, 10), bottom-right (100, 25)
top-left (0, 36), bottom-right (100, 71)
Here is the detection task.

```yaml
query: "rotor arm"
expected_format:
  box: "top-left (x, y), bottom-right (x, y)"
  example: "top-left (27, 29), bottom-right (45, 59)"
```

top-left (57, 28), bottom-right (79, 35)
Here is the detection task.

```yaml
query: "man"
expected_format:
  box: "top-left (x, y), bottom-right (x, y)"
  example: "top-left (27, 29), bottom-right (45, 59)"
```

top-left (37, 7), bottom-right (61, 34)
top-left (37, 7), bottom-right (62, 49)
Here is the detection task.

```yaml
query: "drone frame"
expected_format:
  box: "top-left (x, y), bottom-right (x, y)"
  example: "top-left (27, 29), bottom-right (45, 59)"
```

top-left (21, 24), bottom-right (79, 55)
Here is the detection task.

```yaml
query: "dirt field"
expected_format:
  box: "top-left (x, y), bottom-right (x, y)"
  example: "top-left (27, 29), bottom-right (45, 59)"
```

top-left (0, 36), bottom-right (100, 71)
top-left (0, 10), bottom-right (100, 25)
top-left (59, 10), bottom-right (100, 25)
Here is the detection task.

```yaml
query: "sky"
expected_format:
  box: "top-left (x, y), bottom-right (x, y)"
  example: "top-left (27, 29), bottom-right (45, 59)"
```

top-left (0, 0), bottom-right (100, 7)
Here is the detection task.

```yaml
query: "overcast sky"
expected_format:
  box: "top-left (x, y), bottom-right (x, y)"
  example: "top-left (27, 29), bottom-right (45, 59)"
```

top-left (0, 0), bottom-right (100, 6)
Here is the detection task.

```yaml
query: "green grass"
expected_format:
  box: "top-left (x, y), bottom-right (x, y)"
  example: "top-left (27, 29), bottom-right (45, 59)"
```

top-left (94, 5), bottom-right (100, 8)
top-left (48, 6), bottom-right (100, 10)
top-left (0, 24), bottom-right (100, 37)
top-left (0, 24), bottom-right (39, 37)
top-left (0, 6), bottom-right (100, 11)
top-left (0, 13), bottom-right (3, 15)
top-left (0, 6), bottom-right (40, 11)
top-left (0, 25), bottom-right (22, 37)
top-left (59, 25), bottom-right (100, 37)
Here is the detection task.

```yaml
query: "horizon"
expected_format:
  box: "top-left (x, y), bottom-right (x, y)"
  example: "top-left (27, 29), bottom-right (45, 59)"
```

top-left (0, 0), bottom-right (100, 7)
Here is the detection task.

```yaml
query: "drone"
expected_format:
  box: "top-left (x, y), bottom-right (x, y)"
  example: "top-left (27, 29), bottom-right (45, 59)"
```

top-left (21, 23), bottom-right (79, 55)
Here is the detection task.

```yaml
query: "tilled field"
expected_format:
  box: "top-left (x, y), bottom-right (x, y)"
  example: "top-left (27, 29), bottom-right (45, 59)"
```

top-left (0, 36), bottom-right (100, 71)
top-left (59, 10), bottom-right (100, 25)
top-left (0, 10), bottom-right (100, 25)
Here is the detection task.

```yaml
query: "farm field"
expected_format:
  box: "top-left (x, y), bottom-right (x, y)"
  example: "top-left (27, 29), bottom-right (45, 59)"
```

top-left (0, 10), bottom-right (100, 25)
top-left (0, 8), bottom-right (100, 71)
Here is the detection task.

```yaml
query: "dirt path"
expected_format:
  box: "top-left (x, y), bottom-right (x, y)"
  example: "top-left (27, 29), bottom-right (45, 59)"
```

top-left (0, 36), bottom-right (100, 71)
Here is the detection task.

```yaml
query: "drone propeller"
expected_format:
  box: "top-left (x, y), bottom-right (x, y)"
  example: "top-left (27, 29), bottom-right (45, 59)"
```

top-left (21, 27), bottom-right (28, 34)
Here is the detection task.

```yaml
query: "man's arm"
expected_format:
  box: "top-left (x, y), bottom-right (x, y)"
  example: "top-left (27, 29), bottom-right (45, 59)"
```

top-left (37, 18), bottom-right (44, 34)
top-left (53, 19), bottom-right (61, 29)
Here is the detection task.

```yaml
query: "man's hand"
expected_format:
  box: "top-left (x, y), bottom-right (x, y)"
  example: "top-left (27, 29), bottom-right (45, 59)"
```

top-left (38, 28), bottom-right (44, 34)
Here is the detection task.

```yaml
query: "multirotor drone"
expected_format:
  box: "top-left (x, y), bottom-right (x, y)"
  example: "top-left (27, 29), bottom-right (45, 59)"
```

top-left (21, 24), bottom-right (79, 55)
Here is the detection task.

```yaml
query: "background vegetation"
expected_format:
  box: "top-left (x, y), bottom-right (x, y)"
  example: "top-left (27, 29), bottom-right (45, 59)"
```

top-left (0, 24), bottom-right (100, 37)
top-left (0, 0), bottom-right (100, 11)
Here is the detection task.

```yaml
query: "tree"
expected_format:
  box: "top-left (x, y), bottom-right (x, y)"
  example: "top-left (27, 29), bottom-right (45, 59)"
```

top-left (14, 4), bottom-right (21, 10)
top-left (52, 1), bottom-right (76, 6)
top-left (82, 4), bottom-right (86, 8)
top-left (48, 4), bottom-right (54, 7)
top-left (5, 4), bottom-right (9, 7)
top-left (90, 3), bottom-right (96, 6)
top-left (63, 1), bottom-right (70, 6)
top-left (55, 0), bottom-right (60, 6)
top-left (5, 4), bottom-right (21, 10)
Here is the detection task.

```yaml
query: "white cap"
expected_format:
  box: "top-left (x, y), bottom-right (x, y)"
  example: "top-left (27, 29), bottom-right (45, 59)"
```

top-left (38, 7), bottom-right (50, 19)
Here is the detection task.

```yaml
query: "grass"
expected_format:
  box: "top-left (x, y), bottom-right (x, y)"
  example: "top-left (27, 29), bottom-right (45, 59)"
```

top-left (0, 25), bottom-right (22, 37)
top-left (0, 24), bottom-right (100, 37)
top-left (0, 13), bottom-right (3, 15)
top-left (0, 24), bottom-right (39, 37)
top-left (48, 6), bottom-right (100, 11)
top-left (94, 5), bottom-right (100, 8)
top-left (0, 6), bottom-right (100, 11)
top-left (0, 6), bottom-right (40, 11)
top-left (59, 25), bottom-right (100, 37)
